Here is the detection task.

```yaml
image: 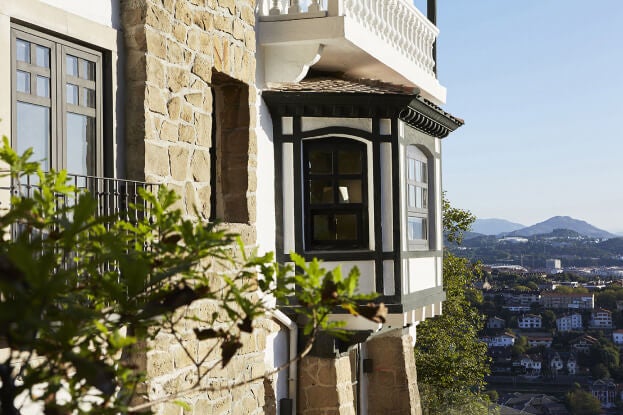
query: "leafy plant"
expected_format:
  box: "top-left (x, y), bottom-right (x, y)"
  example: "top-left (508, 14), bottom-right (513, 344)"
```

top-left (0, 137), bottom-right (381, 414)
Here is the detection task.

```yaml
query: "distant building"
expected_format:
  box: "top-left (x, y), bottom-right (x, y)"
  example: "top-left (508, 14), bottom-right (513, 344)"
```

top-left (527, 335), bottom-right (553, 348)
top-left (546, 258), bottom-right (562, 273)
top-left (548, 351), bottom-right (577, 375)
top-left (482, 332), bottom-right (516, 348)
top-left (589, 308), bottom-right (613, 329)
top-left (518, 314), bottom-right (542, 329)
top-left (570, 334), bottom-right (599, 354)
top-left (556, 313), bottom-right (583, 332)
top-left (498, 393), bottom-right (569, 415)
top-left (590, 379), bottom-right (617, 408)
top-left (519, 354), bottom-right (542, 376)
top-left (540, 292), bottom-right (594, 310)
top-left (487, 316), bottom-right (506, 330)
top-left (612, 329), bottom-right (623, 345)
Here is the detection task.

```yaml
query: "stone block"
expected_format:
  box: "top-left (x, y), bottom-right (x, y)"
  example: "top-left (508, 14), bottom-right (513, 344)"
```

top-left (191, 149), bottom-right (211, 182)
top-left (168, 66), bottom-right (190, 92)
top-left (145, 29), bottom-right (167, 59)
top-left (167, 40), bottom-right (186, 65)
top-left (179, 124), bottom-right (197, 144)
top-left (146, 55), bottom-right (165, 87)
top-left (174, 1), bottom-right (193, 25)
top-left (195, 113), bottom-right (212, 146)
top-left (191, 54), bottom-right (212, 84)
top-left (233, 19), bottom-right (245, 41)
top-left (147, 350), bottom-right (174, 377)
top-left (169, 145), bottom-right (190, 181)
top-left (172, 23), bottom-right (187, 43)
top-left (160, 120), bottom-right (179, 142)
top-left (167, 97), bottom-right (182, 120)
top-left (217, 0), bottom-right (235, 14)
top-left (194, 11), bottom-right (215, 31)
top-left (147, 85), bottom-right (168, 115)
top-left (145, 142), bottom-right (171, 177)
top-left (146, 6), bottom-right (173, 34)
top-left (180, 104), bottom-right (194, 123)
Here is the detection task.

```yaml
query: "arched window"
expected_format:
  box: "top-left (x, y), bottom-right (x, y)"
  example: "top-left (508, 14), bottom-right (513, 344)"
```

top-left (303, 138), bottom-right (367, 250)
top-left (406, 145), bottom-right (429, 250)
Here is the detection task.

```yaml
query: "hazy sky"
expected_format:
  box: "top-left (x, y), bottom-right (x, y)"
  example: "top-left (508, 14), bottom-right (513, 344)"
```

top-left (435, 1), bottom-right (623, 232)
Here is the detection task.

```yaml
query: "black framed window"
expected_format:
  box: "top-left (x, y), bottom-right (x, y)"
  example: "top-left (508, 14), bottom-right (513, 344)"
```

top-left (11, 25), bottom-right (103, 180)
top-left (406, 145), bottom-right (429, 250)
top-left (303, 138), bottom-right (368, 250)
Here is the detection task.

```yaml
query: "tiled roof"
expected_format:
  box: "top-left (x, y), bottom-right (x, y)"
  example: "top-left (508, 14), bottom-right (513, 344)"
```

top-left (265, 76), bottom-right (464, 126)
top-left (266, 77), bottom-right (419, 95)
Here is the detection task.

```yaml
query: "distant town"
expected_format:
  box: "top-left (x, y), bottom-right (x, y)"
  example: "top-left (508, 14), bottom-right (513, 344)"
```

top-left (452, 216), bottom-right (623, 413)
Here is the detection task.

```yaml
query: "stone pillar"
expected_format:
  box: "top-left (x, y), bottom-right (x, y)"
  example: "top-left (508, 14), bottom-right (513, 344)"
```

top-left (298, 355), bottom-right (356, 415)
top-left (366, 332), bottom-right (422, 415)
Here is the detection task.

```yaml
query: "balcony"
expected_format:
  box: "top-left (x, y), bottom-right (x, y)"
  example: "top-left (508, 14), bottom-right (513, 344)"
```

top-left (5, 174), bottom-right (159, 249)
top-left (258, 0), bottom-right (446, 104)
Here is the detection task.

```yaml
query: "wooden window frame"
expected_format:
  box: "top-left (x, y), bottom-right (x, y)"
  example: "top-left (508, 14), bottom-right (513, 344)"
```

top-left (406, 145), bottom-right (430, 250)
top-left (10, 24), bottom-right (103, 177)
top-left (303, 138), bottom-right (368, 251)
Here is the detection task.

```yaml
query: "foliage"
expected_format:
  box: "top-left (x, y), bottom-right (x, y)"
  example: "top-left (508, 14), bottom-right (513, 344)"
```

top-left (415, 198), bottom-right (490, 414)
top-left (0, 138), bottom-right (380, 414)
top-left (442, 193), bottom-right (476, 245)
top-left (565, 386), bottom-right (601, 415)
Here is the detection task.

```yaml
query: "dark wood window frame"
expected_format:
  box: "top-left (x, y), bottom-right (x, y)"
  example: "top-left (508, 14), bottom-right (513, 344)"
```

top-left (303, 138), bottom-right (368, 251)
top-left (11, 24), bottom-right (104, 177)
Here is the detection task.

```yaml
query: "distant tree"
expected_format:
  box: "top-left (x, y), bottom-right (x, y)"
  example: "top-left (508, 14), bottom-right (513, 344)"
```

top-left (591, 363), bottom-right (610, 379)
top-left (565, 386), bottom-right (601, 415)
top-left (511, 336), bottom-right (528, 358)
top-left (415, 199), bottom-right (490, 414)
top-left (542, 310), bottom-right (557, 329)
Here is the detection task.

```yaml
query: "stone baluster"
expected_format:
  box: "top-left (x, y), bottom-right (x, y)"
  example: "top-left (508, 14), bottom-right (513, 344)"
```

top-left (269, 0), bottom-right (281, 15)
top-left (308, 0), bottom-right (321, 12)
top-left (289, 0), bottom-right (300, 14)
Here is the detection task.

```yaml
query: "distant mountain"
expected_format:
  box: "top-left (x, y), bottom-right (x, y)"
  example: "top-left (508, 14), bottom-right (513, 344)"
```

top-left (509, 216), bottom-right (615, 239)
top-left (471, 218), bottom-right (525, 235)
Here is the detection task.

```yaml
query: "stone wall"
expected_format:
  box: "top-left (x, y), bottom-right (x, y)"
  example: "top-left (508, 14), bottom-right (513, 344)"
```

top-left (119, 1), bottom-right (271, 414)
top-left (298, 354), bottom-right (357, 415)
top-left (366, 332), bottom-right (422, 415)
top-left (121, 0), bottom-right (256, 237)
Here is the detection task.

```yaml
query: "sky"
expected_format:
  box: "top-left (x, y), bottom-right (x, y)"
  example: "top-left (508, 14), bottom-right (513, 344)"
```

top-left (434, 1), bottom-right (623, 233)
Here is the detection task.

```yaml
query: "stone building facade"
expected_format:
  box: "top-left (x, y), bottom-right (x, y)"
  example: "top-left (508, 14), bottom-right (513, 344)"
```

top-left (1, 0), bottom-right (461, 413)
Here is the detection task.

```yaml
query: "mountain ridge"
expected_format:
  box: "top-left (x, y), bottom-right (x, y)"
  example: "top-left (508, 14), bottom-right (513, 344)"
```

top-left (507, 216), bottom-right (614, 239)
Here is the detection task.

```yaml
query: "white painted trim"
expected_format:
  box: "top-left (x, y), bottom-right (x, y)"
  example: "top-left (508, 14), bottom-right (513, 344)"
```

top-left (282, 142), bottom-right (295, 254)
top-left (380, 142), bottom-right (393, 251)
top-left (301, 117), bottom-right (372, 133)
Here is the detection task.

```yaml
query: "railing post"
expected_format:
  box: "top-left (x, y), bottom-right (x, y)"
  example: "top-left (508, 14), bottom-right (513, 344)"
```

top-left (288, 0), bottom-right (300, 14)
top-left (269, 0), bottom-right (281, 15)
top-left (308, 0), bottom-right (321, 13)
top-left (326, 0), bottom-right (343, 16)
top-left (427, 0), bottom-right (437, 75)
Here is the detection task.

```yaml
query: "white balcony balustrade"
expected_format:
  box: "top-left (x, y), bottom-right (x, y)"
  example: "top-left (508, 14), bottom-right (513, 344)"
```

top-left (258, 0), bottom-right (445, 103)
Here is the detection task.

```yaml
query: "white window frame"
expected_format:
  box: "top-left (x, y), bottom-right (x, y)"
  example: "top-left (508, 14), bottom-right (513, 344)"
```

top-left (406, 145), bottom-right (430, 250)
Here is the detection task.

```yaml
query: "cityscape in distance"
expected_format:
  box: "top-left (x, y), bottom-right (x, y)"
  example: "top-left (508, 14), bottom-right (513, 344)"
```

top-left (451, 214), bottom-right (623, 413)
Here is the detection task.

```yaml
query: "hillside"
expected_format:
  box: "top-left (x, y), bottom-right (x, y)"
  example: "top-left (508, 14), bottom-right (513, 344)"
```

top-left (471, 218), bottom-right (525, 235)
top-left (509, 216), bottom-right (614, 239)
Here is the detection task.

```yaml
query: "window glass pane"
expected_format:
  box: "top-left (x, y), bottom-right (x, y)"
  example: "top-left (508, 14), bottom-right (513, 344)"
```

top-left (66, 113), bottom-right (96, 176)
top-left (308, 150), bottom-right (332, 174)
top-left (408, 184), bottom-right (416, 208)
top-left (338, 150), bottom-right (362, 174)
top-left (337, 180), bottom-right (362, 203)
top-left (66, 84), bottom-right (79, 104)
top-left (416, 160), bottom-right (427, 183)
top-left (82, 60), bottom-right (95, 80)
top-left (416, 186), bottom-right (423, 209)
top-left (16, 39), bottom-right (30, 63)
top-left (310, 180), bottom-right (333, 204)
top-left (408, 158), bottom-right (415, 181)
top-left (35, 46), bottom-right (50, 68)
top-left (17, 102), bottom-right (49, 171)
top-left (66, 55), bottom-right (78, 77)
top-left (312, 215), bottom-right (331, 241)
top-left (36, 76), bottom-right (50, 98)
top-left (335, 214), bottom-right (357, 240)
top-left (16, 71), bottom-right (30, 93)
top-left (83, 88), bottom-right (96, 108)
top-left (408, 217), bottom-right (427, 241)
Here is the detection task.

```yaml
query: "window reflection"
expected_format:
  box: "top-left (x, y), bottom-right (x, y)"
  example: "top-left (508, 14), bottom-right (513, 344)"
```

top-left (17, 102), bottom-right (50, 171)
